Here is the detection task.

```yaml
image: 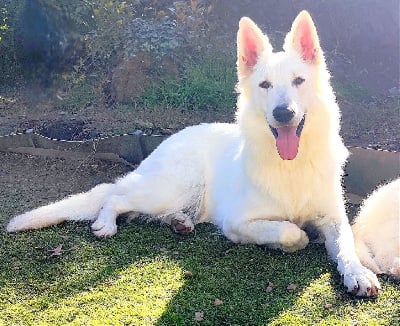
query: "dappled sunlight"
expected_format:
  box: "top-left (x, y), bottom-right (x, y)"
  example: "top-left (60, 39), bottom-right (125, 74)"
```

top-left (2, 257), bottom-right (185, 325)
top-left (1, 220), bottom-right (399, 324)
top-left (269, 273), bottom-right (400, 325)
top-left (269, 273), bottom-right (341, 324)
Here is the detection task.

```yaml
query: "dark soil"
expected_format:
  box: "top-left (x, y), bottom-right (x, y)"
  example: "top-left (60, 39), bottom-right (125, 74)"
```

top-left (0, 84), bottom-right (235, 139)
top-left (0, 152), bottom-right (132, 220)
top-left (339, 95), bottom-right (399, 151)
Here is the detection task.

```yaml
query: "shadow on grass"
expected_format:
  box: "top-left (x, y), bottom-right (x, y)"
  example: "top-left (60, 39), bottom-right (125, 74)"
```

top-left (0, 216), bottom-right (338, 324)
top-left (2, 216), bottom-right (398, 325)
top-left (154, 224), bottom-right (337, 325)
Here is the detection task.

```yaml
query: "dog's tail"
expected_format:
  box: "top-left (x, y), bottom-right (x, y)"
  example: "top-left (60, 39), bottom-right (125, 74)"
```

top-left (6, 183), bottom-right (113, 233)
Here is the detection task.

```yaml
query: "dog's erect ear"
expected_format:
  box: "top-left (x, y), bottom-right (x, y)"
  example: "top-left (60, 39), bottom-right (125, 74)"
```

top-left (284, 10), bottom-right (322, 65)
top-left (237, 17), bottom-right (272, 77)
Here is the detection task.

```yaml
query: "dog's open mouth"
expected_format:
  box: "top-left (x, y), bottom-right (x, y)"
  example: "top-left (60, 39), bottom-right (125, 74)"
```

top-left (269, 116), bottom-right (305, 160)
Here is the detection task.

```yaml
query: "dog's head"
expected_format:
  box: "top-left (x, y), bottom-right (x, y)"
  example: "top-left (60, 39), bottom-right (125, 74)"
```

top-left (237, 11), bottom-right (328, 160)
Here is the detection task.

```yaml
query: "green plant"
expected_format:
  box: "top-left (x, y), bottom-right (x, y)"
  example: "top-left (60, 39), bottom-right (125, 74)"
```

top-left (139, 54), bottom-right (237, 111)
top-left (57, 77), bottom-right (96, 112)
top-left (60, 0), bottom-right (216, 108)
top-left (333, 80), bottom-right (371, 102)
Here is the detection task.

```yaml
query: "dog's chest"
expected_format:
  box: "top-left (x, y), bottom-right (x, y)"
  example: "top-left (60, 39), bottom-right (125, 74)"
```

top-left (252, 163), bottom-right (326, 221)
top-left (255, 185), bottom-right (314, 222)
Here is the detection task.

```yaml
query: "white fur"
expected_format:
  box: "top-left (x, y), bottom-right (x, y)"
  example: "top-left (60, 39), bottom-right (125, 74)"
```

top-left (352, 179), bottom-right (400, 278)
top-left (7, 11), bottom-right (380, 296)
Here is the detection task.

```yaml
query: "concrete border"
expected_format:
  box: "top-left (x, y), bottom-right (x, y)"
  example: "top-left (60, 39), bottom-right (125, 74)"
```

top-left (0, 133), bottom-right (164, 164)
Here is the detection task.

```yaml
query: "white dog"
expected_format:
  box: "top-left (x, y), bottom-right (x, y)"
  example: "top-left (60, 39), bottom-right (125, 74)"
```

top-left (352, 179), bottom-right (400, 278)
top-left (7, 11), bottom-right (380, 296)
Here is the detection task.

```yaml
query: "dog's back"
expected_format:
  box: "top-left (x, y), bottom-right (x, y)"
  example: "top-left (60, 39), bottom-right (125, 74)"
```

top-left (352, 179), bottom-right (400, 278)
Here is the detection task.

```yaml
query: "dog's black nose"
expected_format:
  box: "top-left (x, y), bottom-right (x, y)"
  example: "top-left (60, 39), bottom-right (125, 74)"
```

top-left (273, 104), bottom-right (295, 123)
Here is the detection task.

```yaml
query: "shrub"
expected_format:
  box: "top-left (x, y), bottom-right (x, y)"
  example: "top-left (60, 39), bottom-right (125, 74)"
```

top-left (57, 77), bottom-right (96, 113)
top-left (0, 0), bottom-right (24, 85)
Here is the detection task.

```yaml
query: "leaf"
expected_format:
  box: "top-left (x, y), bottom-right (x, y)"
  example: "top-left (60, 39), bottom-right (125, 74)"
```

top-left (184, 270), bottom-right (193, 277)
top-left (214, 298), bottom-right (223, 305)
top-left (49, 244), bottom-right (63, 257)
top-left (287, 283), bottom-right (298, 292)
top-left (264, 281), bottom-right (274, 293)
top-left (194, 311), bottom-right (204, 321)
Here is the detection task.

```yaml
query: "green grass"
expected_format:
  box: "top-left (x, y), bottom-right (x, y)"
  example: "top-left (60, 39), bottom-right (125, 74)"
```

top-left (138, 54), bottom-right (237, 111)
top-left (1, 219), bottom-right (399, 325)
top-left (332, 80), bottom-right (371, 103)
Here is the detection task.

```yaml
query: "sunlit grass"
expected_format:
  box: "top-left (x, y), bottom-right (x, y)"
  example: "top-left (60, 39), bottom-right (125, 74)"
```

top-left (1, 220), bottom-right (399, 325)
top-left (270, 273), bottom-right (400, 325)
top-left (0, 223), bottom-right (186, 325)
top-left (3, 258), bottom-right (183, 325)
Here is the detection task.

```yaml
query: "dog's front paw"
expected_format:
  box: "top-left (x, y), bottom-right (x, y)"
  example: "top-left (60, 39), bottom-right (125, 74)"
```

top-left (91, 219), bottom-right (117, 238)
top-left (342, 264), bottom-right (381, 297)
top-left (280, 226), bottom-right (309, 253)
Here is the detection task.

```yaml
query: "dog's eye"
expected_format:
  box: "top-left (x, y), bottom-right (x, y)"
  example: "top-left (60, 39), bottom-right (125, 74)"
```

top-left (293, 76), bottom-right (305, 86)
top-left (259, 80), bottom-right (272, 89)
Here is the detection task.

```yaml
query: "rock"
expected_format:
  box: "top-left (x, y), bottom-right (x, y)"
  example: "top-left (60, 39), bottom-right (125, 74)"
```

top-left (109, 54), bottom-right (151, 103)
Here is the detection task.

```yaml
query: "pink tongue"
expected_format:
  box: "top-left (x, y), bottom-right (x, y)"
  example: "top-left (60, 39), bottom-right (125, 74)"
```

top-left (276, 126), bottom-right (300, 160)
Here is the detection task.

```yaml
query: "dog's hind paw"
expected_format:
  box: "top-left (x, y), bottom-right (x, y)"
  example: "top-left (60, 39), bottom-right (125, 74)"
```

top-left (171, 212), bottom-right (194, 235)
top-left (342, 264), bottom-right (381, 297)
top-left (91, 219), bottom-right (118, 238)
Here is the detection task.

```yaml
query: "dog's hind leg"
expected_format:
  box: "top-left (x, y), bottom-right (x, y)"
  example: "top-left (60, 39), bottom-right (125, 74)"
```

top-left (224, 219), bottom-right (309, 252)
top-left (91, 172), bottom-right (198, 237)
top-left (91, 193), bottom-right (135, 237)
top-left (91, 197), bottom-right (195, 238)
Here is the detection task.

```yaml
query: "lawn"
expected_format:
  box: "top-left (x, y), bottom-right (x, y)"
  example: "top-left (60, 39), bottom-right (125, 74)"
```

top-left (1, 152), bottom-right (399, 325)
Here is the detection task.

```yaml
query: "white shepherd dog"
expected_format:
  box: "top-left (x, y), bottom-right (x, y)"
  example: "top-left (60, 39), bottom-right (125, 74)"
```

top-left (352, 179), bottom-right (400, 279)
top-left (7, 11), bottom-right (380, 296)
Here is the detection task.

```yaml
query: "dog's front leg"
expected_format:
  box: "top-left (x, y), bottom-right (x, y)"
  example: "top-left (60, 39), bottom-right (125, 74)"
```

top-left (91, 211), bottom-right (117, 237)
top-left (223, 219), bottom-right (309, 252)
top-left (91, 193), bottom-right (142, 237)
top-left (321, 218), bottom-right (381, 297)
